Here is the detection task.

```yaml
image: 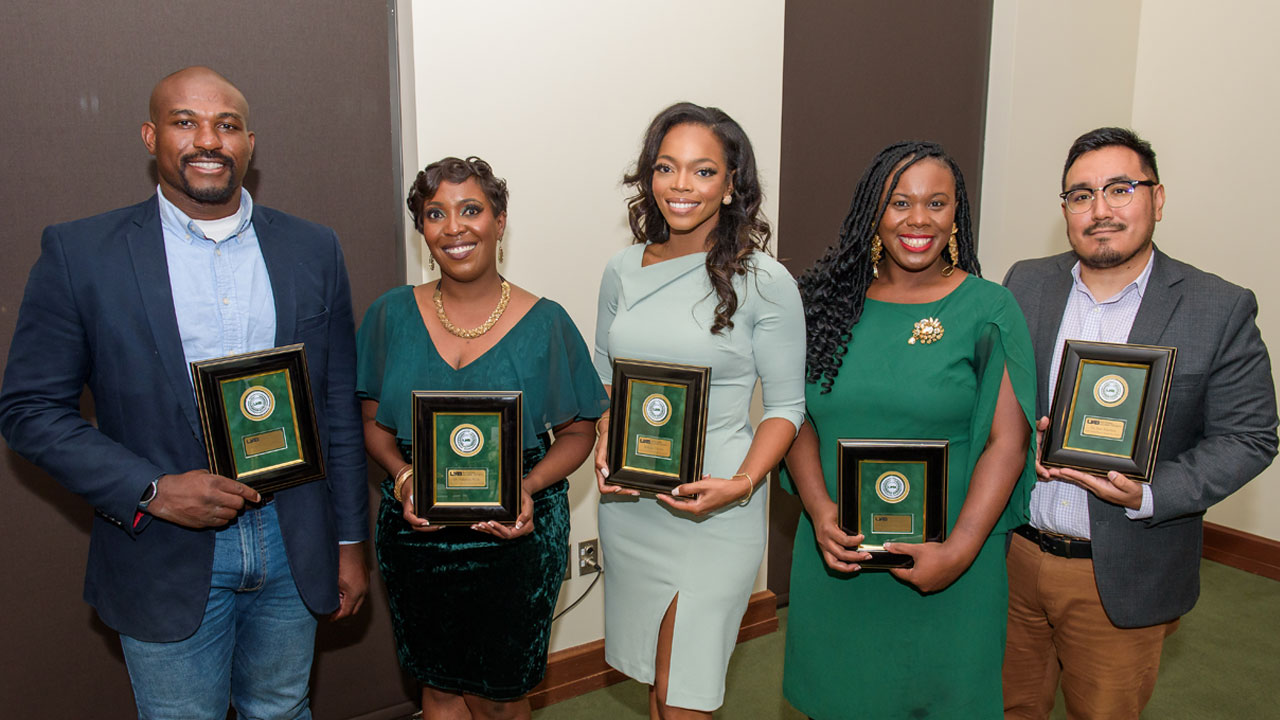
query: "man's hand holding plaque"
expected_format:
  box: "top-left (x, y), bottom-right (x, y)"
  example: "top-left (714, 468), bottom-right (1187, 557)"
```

top-left (1041, 340), bottom-right (1176, 483)
top-left (190, 344), bottom-right (326, 494)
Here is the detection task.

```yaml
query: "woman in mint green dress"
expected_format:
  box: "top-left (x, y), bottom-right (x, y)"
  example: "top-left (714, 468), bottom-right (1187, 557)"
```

top-left (591, 103), bottom-right (806, 717)
top-left (782, 142), bottom-right (1037, 719)
top-left (357, 157), bottom-right (607, 719)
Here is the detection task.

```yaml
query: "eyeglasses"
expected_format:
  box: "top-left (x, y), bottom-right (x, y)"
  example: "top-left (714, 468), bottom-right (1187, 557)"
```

top-left (1059, 180), bottom-right (1157, 214)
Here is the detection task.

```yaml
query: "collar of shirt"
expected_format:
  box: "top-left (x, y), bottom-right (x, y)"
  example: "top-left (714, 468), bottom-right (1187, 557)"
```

top-left (156, 185), bottom-right (255, 245)
top-left (154, 186), bottom-right (277, 372)
top-left (1067, 250), bottom-right (1155, 305)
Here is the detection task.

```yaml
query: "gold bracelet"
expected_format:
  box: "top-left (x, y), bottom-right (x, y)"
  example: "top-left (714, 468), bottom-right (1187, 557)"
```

top-left (393, 465), bottom-right (413, 503)
top-left (595, 414), bottom-right (610, 436)
top-left (732, 472), bottom-right (754, 506)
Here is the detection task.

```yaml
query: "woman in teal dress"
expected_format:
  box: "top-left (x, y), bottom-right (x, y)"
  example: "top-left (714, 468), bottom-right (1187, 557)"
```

top-left (592, 103), bottom-right (806, 718)
top-left (782, 141), bottom-right (1037, 719)
top-left (357, 157), bottom-right (607, 720)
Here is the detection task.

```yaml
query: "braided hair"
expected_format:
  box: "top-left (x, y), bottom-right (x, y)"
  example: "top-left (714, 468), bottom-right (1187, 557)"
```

top-left (799, 141), bottom-right (981, 393)
top-left (623, 102), bottom-right (772, 335)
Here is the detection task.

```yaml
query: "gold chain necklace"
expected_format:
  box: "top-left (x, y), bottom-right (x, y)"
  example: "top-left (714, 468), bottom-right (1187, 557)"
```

top-left (434, 280), bottom-right (511, 339)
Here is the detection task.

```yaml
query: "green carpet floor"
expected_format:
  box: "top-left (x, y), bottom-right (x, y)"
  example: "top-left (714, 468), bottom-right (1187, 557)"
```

top-left (533, 560), bottom-right (1280, 719)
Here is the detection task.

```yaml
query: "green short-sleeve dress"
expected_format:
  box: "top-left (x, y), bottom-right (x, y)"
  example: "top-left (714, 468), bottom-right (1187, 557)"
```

top-left (593, 245), bottom-right (807, 711)
top-left (783, 275), bottom-right (1037, 719)
top-left (356, 285), bottom-right (608, 700)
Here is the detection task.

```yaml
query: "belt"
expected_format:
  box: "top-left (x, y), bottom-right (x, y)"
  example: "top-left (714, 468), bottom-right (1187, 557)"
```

top-left (1014, 524), bottom-right (1092, 559)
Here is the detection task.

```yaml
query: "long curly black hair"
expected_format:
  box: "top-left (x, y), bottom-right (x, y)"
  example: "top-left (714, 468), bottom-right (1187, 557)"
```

top-left (623, 102), bottom-right (772, 335)
top-left (799, 141), bottom-right (981, 393)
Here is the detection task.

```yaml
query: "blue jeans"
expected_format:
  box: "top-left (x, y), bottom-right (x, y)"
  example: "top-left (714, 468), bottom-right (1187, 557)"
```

top-left (121, 503), bottom-right (318, 720)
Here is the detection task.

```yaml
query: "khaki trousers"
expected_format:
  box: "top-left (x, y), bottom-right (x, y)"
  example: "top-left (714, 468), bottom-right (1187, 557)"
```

top-left (1002, 532), bottom-right (1178, 720)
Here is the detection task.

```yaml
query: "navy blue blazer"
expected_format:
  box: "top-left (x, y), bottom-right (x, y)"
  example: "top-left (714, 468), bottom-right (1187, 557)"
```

top-left (0, 197), bottom-right (368, 642)
top-left (1005, 248), bottom-right (1277, 627)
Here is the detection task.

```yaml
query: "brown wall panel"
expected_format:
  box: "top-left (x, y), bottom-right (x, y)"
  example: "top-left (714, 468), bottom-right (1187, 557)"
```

top-left (0, 1), bottom-right (410, 717)
top-left (770, 0), bottom-right (994, 603)
top-left (776, 0), bottom-right (994, 274)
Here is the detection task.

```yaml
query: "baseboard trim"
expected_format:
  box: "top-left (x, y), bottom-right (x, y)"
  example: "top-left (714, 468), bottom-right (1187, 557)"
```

top-left (528, 589), bottom-right (778, 710)
top-left (1203, 521), bottom-right (1280, 581)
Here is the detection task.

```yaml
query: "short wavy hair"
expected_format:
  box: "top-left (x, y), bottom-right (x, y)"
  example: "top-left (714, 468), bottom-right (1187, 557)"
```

top-left (1062, 127), bottom-right (1159, 189)
top-left (407, 156), bottom-right (509, 231)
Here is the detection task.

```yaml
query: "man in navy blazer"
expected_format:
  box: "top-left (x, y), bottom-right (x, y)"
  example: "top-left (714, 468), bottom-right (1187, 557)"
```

top-left (1001, 127), bottom-right (1277, 718)
top-left (0, 67), bottom-right (368, 718)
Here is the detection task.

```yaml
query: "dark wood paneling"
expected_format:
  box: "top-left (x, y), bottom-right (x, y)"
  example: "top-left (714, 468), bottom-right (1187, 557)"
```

top-left (769, 0), bottom-right (995, 602)
top-left (1203, 522), bottom-right (1280, 582)
top-left (0, 2), bottom-right (406, 718)
top-left (775, 0), bottom-right (994, 274)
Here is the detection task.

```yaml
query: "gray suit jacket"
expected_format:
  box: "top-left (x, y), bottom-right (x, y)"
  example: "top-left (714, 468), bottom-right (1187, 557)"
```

top-left (1003, 248), bottom-right (1277, 627)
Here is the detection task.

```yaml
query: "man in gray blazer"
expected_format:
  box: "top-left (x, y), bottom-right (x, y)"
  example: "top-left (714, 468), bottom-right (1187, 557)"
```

top-left (1001, 127), bottom-right (1277, 719)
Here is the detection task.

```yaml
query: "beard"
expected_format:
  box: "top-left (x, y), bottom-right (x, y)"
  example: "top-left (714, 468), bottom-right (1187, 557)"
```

top-left (1072, 222), bottom-right (1153, 270)
top-left (179, 154), bottom-right (240, 205)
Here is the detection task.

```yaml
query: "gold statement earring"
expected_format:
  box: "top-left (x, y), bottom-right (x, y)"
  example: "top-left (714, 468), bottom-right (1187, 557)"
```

top-left (870, 234), bottom-right (883, 279)
top-left (498, 236), bottom-right (504, 263)
top-left (428, 253), bottom-right (436, 271)
top-left (941, 223), bottom-right (959, 277)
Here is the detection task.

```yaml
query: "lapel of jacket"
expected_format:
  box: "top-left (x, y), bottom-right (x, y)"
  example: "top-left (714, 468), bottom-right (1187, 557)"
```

top-left (127, 197), bottom-right (202, 438)
top-left (1034, 253), bottom-right (1075, 416)
top-left (1127, 247), bottom-right (1183, 345)
top-left (253, 206), bottom-right (297, 345)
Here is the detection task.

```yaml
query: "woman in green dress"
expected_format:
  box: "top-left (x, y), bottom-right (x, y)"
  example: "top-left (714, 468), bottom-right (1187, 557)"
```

top-left (357, 157), bottom-right (608, 720)
top-left (782, 141), bottom-right (1037, 719)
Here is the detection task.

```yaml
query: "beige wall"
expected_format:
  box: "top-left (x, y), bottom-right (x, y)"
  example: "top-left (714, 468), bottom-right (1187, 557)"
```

top-left (981, 0), bottom-right (1280, 540)
top-left (978, 0), bottom-right (1142, 281)
top-left (398, 0), bottom-right (786, 652)
top-left (1130, 1), bottom-right (1280, 539)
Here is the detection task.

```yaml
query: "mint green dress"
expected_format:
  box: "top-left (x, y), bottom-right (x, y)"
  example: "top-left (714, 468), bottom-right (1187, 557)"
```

top-left (593, 245), bottom-right (807, 711)
top-left (783, 276), bottom-right (1036, 719)
top-left (356, 285), bottom-right (608, 700)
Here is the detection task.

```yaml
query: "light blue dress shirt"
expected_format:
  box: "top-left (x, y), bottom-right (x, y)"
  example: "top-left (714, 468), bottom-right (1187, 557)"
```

top-left (156, 187), bottom-right (277, 383)
top-left (1031, 253), bottom-right (1156, 538)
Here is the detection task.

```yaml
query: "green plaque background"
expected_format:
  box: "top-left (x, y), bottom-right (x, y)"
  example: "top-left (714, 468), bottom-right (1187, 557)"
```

top-left (621, 380), bottom-right (687, 476)
top-left (858, 459), bottom-right (925, 543)
top-left (433, 412), bottom-right (502, 505)
top-left (218, 369), bottom-right (303, 476)
top-left (1064, 361), bottom-right (1148, 457)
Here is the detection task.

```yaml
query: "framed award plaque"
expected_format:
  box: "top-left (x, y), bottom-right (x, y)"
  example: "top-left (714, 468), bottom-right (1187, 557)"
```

top-left (412, 391), bottom-right (522, 525)
top-left (191, 343), bottom-right (325, 493)
top-left (606, 358), bottom-right (711, 494)
top-left (837, 439), bottom-right (948, 569)
top-left (1042, 340), bottom-right (1176, 482)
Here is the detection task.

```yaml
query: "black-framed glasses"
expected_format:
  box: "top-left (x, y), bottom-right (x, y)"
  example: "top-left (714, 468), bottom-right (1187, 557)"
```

top-left (1059, 180), bottom-right (1157, 214)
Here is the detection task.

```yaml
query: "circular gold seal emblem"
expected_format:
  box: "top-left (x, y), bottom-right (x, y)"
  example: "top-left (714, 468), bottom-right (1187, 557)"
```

top-left (875, 471), bottom-right (910, 503)
top-left (240, 386), bottom-right (275, 421)
top-left (450, 424), bottom-right (484, 457)
top-left (1093, 374), bottom-right (1129, 408)
top-left (642, 393), bottom-right (671, 427)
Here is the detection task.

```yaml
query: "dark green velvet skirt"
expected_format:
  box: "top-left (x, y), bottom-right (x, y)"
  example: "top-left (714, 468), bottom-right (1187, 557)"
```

top-left (375, 446), bottom-right (570, 700)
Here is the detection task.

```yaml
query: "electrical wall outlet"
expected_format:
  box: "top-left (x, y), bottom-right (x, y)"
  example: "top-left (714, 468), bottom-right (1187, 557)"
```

top-left (578, 538), bottom-right (601, 575)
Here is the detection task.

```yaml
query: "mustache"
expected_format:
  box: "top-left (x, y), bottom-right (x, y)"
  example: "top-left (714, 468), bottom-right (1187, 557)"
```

top-left (1084, 221), bottom-right (1126, 236)
top-left (181, 151), bottom-right (234, 166)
